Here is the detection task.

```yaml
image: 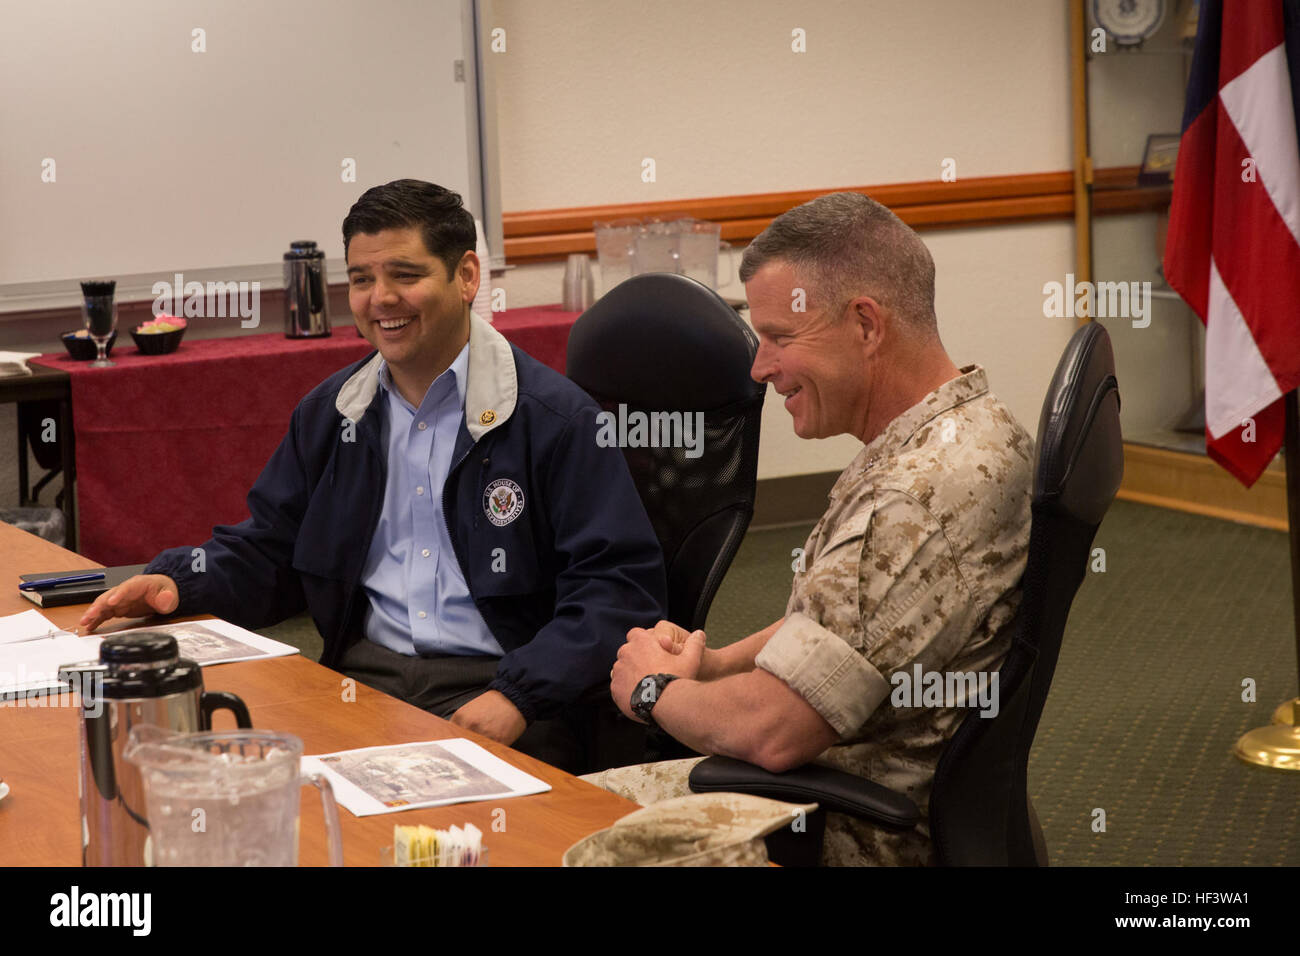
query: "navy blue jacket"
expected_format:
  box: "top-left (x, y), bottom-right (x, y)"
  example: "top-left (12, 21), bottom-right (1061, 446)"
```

top-left (146, 314), bottom-right (667, 722)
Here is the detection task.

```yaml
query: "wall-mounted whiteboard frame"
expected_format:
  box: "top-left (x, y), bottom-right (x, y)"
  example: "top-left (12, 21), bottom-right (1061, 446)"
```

top-left (0, 0), bottom-right (502, 315)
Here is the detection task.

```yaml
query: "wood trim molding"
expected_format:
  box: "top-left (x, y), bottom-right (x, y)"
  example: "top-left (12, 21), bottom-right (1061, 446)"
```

top-left (1118, 442), bottom-right (1288, 531)
top-left (502, 167), bottom-right (1171, 263)
top-left (503, 171), bottom-right (1074, 238)
top-left (751, 443), bottom-right (1287, 539)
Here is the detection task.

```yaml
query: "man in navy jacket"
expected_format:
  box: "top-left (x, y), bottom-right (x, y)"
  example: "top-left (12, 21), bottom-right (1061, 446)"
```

top-left (80, 180), bottom-right (667, 772)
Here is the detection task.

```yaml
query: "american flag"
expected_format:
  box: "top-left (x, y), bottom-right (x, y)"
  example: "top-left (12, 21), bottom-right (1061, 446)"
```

top-left (1163, 0), bottom-right (1300, 487)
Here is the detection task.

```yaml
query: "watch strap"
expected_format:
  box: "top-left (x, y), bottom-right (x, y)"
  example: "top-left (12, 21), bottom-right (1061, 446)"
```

top-left (631, 673), bottom-right (679, 727)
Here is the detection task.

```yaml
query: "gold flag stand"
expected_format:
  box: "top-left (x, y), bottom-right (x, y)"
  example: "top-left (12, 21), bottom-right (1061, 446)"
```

top-left (1234, 392), bottom-right (1300, 769)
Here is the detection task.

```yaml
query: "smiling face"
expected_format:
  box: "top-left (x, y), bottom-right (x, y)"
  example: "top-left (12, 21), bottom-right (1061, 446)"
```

top-left (746, 260), bottom-right (877, 441)
top-left (346, 227), bottom-right (479, 400)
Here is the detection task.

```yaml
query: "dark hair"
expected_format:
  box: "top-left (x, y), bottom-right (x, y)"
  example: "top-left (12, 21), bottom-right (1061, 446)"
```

top-left (342, 179), bottom-right (476, 277)
top-left (739, 191), bottom-right (938, 336)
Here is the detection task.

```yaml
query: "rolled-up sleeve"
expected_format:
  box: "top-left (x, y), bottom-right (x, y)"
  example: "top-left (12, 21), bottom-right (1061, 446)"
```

top-left (755, 612), bottom-right (891, 737)
top-left (756, 490), bottom-right (976, 739)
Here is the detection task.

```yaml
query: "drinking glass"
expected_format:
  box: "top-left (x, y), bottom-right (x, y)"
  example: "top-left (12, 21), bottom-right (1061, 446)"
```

top-left (81, 299), bottom-right (117, 368)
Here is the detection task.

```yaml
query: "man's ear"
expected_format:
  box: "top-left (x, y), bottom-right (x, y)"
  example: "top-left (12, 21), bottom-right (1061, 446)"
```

top-left (851, 295), bottom-right (886, 355)
top-left (457, 250), bottom-right (482, 304)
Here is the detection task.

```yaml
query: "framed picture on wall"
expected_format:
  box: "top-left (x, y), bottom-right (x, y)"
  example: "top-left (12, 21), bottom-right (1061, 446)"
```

top-left (1139, 133), bottom-right (1181, 186)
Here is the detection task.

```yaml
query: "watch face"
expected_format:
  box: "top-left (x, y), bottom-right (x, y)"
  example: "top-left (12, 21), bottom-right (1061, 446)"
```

top-left (1094, 0), bottom-right (1166, 43)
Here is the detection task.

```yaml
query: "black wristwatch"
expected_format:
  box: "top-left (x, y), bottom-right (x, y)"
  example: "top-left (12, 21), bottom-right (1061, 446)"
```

top-left (631, 673), bottom-right (679, 728)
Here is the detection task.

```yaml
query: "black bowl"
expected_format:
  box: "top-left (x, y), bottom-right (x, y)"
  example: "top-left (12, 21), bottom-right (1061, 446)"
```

top-left (131, 326), bottom-right (185, 355)
top-left (62, 330), bottom-right (116, 361)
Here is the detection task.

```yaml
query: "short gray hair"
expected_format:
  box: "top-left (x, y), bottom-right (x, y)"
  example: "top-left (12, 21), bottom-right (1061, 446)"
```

top-left (739, 192), bottom-right (937, 335)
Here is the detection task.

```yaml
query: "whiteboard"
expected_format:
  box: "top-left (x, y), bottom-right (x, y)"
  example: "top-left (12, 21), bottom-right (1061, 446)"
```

top-left (0, 0), bottom-right (492, 309)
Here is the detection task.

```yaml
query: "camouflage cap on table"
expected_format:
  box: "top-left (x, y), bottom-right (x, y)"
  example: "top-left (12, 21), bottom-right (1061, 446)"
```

top-left (563, 793), bottom-right (819, 867)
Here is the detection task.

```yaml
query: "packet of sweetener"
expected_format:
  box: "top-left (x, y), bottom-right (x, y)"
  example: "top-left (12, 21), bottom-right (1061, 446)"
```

top-left (393, 822), bottom-right (483, 867)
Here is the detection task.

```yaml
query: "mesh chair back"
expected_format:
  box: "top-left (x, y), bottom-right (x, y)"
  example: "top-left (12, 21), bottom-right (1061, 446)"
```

top-left (567, 274), bottom-right (765, 631)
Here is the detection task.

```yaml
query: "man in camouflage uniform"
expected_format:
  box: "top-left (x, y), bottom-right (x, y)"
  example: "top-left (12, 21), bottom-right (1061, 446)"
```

top-left (589, 191), bottom-right (1033, 865)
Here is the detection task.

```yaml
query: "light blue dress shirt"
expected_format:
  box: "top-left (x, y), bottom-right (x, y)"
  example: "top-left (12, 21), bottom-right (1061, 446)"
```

top-left (360, 344), bottom-right (504, 657)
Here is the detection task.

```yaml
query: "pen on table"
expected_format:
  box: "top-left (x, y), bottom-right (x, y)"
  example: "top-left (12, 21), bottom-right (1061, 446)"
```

top-left (17, 572), bottom-right (106, 592)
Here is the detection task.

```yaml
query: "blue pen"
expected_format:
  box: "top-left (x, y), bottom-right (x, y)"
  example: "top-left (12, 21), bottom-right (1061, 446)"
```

top-left (19, 572), bottom-right (106, 592)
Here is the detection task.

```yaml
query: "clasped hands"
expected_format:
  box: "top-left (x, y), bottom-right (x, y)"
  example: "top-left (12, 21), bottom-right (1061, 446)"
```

top-left (610, 620), bottom-right (708, 723)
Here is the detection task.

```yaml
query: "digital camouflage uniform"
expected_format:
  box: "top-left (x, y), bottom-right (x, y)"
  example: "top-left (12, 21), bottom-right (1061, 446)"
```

top-left (563, 793), bottom-right (819, 866)
top-left (586, 365), bottom-right (1033, 865)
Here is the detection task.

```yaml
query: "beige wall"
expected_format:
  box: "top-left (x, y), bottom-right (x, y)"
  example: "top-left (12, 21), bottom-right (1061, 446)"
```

top-left (489, 0), bottom-right (1082, 478)
top-left (493, 0), bottom-right (1073, 208)
top-left (488, 0), bottom-right (1193, 478)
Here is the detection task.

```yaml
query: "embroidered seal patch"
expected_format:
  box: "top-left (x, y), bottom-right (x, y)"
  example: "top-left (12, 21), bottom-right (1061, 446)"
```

top-left (484, 478), bottom-right (525, 527)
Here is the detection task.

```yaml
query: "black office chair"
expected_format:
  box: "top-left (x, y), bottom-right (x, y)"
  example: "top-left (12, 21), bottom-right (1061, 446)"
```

top-left (567, 273), bottom-right (766, 633)
top-left (688, 320), bottom-right (1124, 866)
top-left (7, 400), bottom-right (70, 547)
top-left (18, 400), bottom-right (66, 506)
top-left (568, 273), bottom-right (765, 765)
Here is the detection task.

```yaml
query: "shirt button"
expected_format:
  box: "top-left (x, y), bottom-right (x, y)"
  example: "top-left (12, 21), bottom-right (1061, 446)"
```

top-left (416, 486), bottom-right (425, 496)
top-left (421, 549), bottom-right (431, 557)
top-left (417, 422), bottom-right (427, 431)
top-left (417, 611), bottom-right (428, 619)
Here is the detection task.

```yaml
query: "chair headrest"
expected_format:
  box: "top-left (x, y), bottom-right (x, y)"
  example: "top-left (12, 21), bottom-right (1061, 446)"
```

top-left (568, 273), bottom-right (763, 409)
top-left (1033, 322), bottom-right (1124, 525)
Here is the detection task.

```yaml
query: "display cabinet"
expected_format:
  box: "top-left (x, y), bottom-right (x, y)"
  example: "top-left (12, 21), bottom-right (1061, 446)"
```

top-left (1070, 0), bottom-right (1286, 526)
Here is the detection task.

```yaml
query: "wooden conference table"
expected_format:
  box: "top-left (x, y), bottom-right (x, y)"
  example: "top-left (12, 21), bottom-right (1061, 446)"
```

top-left (0, 521), bottom-right (639, 866)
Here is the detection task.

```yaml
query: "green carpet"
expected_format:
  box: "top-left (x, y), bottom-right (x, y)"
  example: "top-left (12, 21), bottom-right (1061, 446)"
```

top-left (263, 499), bottom-right (1300, 865)
top-left (714, 501), bottom-right (1300, 866)
top-left (1031, 500), bottom-right (1300, 866)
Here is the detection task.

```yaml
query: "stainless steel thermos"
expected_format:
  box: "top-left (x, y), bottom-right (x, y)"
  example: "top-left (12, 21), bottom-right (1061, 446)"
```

top-left (283, 240), bottom-right (331, 338)
top-left (59, 632), bottom-right (252, 867)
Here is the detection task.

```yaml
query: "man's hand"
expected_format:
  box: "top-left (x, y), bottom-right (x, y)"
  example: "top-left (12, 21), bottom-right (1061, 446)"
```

top-left (78, 574), bottom-right (180, 633)
top-left (448, 690), bottom-right (527, 746)
top-left (651, 620), bottom-right (729, 681)
top-left (610, 621), bottom-right (706, 721)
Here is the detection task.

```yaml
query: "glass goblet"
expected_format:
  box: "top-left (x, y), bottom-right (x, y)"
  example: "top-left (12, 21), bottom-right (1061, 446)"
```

top-left (81, 300), bottom-right (117, 368)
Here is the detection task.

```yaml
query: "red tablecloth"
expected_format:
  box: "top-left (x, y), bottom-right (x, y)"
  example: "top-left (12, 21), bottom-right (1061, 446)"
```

top-left (33, 307), bottom-right (580, 564)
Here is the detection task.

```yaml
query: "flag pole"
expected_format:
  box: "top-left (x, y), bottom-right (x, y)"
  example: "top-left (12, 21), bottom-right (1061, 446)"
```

top-left (1287, 390), bottom-right (1300, 710)
top-left (1234, 388), bottom-right (1300, 768)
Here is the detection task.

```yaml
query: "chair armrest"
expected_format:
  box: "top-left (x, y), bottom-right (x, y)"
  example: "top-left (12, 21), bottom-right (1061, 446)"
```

top-left (687, 756), bottom-right (920, 831)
